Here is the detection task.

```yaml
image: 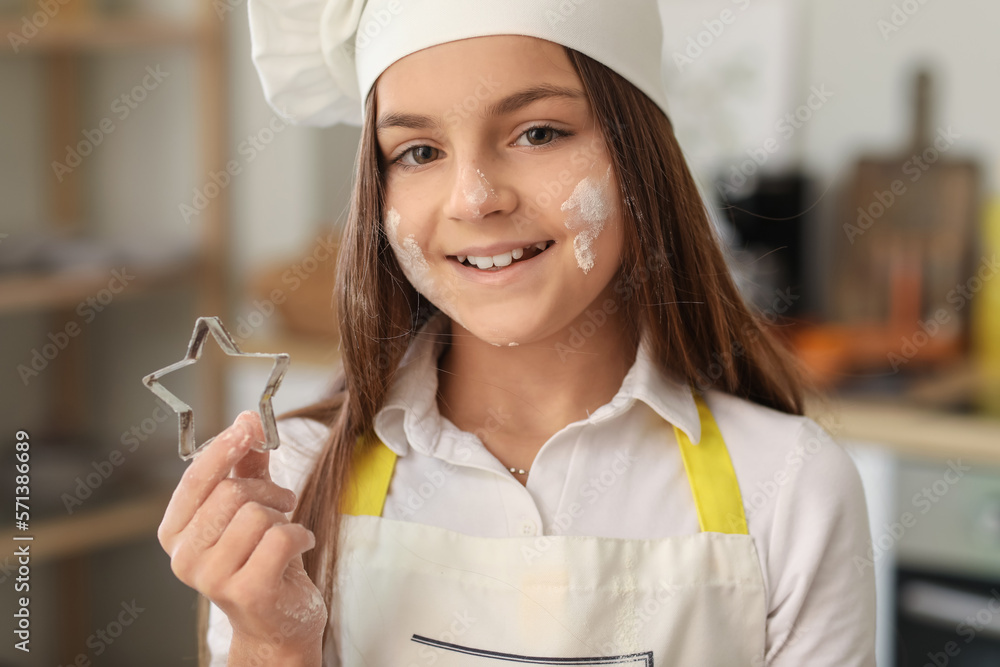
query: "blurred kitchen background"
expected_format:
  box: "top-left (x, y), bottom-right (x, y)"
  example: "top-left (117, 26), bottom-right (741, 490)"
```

top-left (1, 0), bottom-right (999, 664)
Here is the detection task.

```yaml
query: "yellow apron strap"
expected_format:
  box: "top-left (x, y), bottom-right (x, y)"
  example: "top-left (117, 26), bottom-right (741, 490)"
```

top-left (342, 432), bottom-right (398, 517)
top-left (343, 394), bottom-right (748, 534)
top-left (673, 394), bottom-right (749, 535)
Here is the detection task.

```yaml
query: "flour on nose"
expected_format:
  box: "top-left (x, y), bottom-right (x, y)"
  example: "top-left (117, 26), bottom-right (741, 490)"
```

top-left (561, 165), bottom-right (613, 274)
top-left (477, 169), bottom-right (496, 197)
top-left (463, 167), bottom-right (495, 217)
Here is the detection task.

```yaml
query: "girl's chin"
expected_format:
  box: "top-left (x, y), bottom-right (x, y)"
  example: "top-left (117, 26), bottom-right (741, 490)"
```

top-left (443, 307), bottom-right (552, 348)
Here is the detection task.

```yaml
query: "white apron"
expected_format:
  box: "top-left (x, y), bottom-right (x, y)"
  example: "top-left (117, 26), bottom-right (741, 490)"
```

top-left (332, 395), bottom-right (767, 666)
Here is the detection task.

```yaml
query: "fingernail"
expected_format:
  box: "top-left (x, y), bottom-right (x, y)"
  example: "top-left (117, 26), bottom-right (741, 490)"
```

top-left (235, 410), bottom-right (256, 426)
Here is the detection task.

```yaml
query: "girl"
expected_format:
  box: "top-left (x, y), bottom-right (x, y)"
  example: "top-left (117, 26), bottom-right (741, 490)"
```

top-left (157, 1), bottom-right (877, 665)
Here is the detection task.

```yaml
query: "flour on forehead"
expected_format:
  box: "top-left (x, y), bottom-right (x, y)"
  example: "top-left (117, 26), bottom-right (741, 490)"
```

top-left (561, 165), bottom-right (613, 274)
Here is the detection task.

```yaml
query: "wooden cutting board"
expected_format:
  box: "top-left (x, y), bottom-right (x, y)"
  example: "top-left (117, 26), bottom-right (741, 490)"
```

top-left (832, 69), bottom-right (981, 356)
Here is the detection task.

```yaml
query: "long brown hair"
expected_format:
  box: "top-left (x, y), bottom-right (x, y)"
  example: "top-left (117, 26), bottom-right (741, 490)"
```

top-left (198, 45), bottom-right (805, 664)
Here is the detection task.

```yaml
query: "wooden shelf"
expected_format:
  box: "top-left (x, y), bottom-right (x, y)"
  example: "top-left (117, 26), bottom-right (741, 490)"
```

top-left (0, 252), bottom-right (203, 314)
top-left (0, 488), bottom-right (172, 564)
top-left (1, 3), bottom-right (229, 659)
top-left (0, 16), bottom-right (206, 53)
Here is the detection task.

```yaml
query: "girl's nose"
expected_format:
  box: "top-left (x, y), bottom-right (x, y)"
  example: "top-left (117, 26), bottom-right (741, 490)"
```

top-left (448, 163), bottom-right (502, 221)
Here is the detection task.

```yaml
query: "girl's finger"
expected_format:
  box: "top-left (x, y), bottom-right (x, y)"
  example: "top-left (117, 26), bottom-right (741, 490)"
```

top-left (239, 523), bottom-right (316, 584)
top-left (182, 478), bottom-right (297, 553)
top-left (203, 503), bottom-right (292, 581)
top-left (233, 447), bottom-right (272, 482)
top-left (158, 412), bottom-right (257, 545)
top-left (232, 410), bottom-right (271, 480)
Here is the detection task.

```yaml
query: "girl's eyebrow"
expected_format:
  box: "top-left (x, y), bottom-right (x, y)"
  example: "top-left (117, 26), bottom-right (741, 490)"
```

top-left (376, 84), bottom-right (585, 133)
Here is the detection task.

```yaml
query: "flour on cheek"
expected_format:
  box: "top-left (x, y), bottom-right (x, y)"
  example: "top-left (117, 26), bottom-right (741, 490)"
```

top-left (384, 207), bottom-right (469, 329)
top-left (384, 208), bottom-right (518, 346)
top-left (560, 165), bottom-right (613, 274)
top-left (385, 207), bottom-right (429, 278)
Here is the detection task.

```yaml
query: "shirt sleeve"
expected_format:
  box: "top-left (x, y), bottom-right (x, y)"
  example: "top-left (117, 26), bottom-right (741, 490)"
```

top-left (764, 418), bottom-right (877, 666)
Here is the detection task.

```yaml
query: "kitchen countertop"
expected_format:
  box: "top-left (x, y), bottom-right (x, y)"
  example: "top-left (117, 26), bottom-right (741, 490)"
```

top-left (807, 394), bottom-right (1000, 469)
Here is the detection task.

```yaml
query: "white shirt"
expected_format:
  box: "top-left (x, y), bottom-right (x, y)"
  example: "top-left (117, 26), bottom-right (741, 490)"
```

top-left (209, 313), bottom-right (877, 666)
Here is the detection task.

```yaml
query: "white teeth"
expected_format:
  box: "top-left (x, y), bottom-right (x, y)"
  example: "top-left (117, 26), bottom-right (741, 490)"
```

top-left (492, 251), bottom-right (513, 267)
top-left (460, 242), bottom-right (550, 269)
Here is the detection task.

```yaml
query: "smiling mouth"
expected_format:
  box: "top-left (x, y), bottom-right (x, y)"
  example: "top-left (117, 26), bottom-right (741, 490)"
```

top-left (450, 241), bottom-right (555, 271)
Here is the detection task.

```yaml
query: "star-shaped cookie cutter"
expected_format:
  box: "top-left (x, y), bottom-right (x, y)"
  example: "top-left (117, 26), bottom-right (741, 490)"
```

top-left (141, 316), bottom-right (290, 461)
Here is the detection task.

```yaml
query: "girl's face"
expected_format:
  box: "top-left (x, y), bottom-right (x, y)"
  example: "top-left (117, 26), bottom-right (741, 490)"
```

top-left (376, 35), bottom-right (624, 347)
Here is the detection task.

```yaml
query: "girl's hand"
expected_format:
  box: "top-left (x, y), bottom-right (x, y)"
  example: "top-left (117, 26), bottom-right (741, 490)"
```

top-left (157, 411), bottom-right (327, 664)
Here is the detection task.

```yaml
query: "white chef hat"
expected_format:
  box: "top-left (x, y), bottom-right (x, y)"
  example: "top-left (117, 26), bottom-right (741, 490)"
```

top-left (248, 0), bottom-right (670, 128)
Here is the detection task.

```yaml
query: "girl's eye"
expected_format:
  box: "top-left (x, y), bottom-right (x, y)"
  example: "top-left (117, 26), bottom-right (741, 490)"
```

top-left (389, 125), bottom-right (572, 171)
top-left (515, 125), bottom-right (569, 147)
top-left (393, 145), bottom-right (440, 168)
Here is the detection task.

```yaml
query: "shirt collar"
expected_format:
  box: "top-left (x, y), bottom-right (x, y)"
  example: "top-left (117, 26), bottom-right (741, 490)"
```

top-left (373, 311), bottom-right (453, 457)
top-left (615, 333), bottom-right (702, 445)
top-left (372, 312), bottom-right (703, 457)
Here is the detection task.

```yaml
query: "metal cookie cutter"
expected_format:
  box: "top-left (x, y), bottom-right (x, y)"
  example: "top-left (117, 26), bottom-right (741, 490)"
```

top-left (141, 316), bottom-right (290, 461)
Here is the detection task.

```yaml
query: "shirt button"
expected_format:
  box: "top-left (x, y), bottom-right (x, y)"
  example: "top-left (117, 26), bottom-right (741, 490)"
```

top-left (520, 520), bottom-right (537, 536)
